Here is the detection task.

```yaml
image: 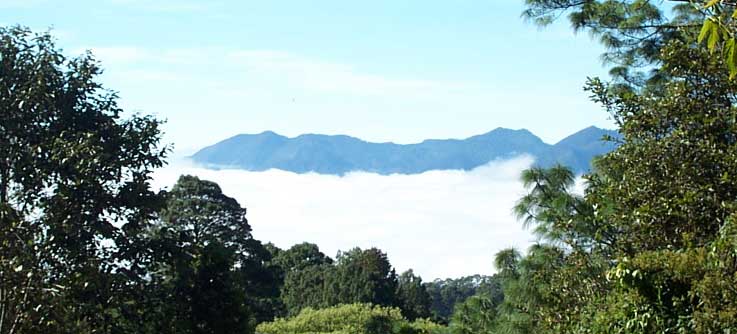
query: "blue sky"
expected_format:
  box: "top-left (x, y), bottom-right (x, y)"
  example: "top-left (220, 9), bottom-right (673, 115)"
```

top-left (3, 0), bottom-right (613, 154)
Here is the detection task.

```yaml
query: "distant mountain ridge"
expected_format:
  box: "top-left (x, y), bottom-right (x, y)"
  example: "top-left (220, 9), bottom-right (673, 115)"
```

top-left (190, 126), bottom-right (620, 175)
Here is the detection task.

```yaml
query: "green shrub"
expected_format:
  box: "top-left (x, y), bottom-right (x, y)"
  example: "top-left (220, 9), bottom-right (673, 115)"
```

top-left (256, 303), bottom-right (447, 334)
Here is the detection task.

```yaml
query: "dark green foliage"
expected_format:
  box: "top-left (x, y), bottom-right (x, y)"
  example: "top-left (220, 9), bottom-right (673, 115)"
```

top-left (268, 242), bottom-right (333, 284)
top-left (158, 175), bottom-right (256, 257)
top-left (573, 39), bottom-right (737, 332)
top-left (0, 26), bottom-right (167, 333)
top-left (476, 11), bottom-right (737, 332)
top-left (188, 242), bottom-right (253, 334)
top-left (278, 246), bottom-right (436, 321)
top-left (272, 242), bottom-right (333, 273)
top-left (148, 175), bottom-right (281, 333)
top-left (281, 263), bottom-right (335, 316)
top-left (282, 247), bottom-right (401, 315)
top-left (449, 295), bottom-right (497, 334)
top-left (331, 248), bottom-right (398, 307)
top-left (425, 275), bottom-right (501, 323)
top-left (513, 164), bottom-right (616, 251)
top-left (587, 40), bottom-right (737, 255)
top-left (395, 270), bottom-right (432, 321)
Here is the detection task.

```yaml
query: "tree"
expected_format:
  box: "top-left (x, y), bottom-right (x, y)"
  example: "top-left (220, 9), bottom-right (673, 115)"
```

top-left (149, 175), bottom-right (280, 333)
top-left (279, 247), bottom-right (406, 317)
top-left (449, 295), bottom-right (497, 334)
top-left (522, 0), bottom-right (703, 90)
top-left (269, 242), bottom-right (333, 284)
top-left (157, 175), bottom-right (258, 257)
top-left (0, 26), bottom-right (167, 333)
top-left (575, 39), bottom-right (737, 332)
top-left (281, 263), bottom-right (334, 316)
top-left (425, 275), bottom-right (499, 323)
top-left (188, 242), bottom-right (253, 334)
top-left (395, 270), bottom-right (432, 321)
top-left (330, 248), bottom-right (399, 307)
top-left (692, 0), bottom-right (737, 78)
top-left (586, 39), bottom-right (737, 254)
top-left (256, 303), bottom-right (447, 334)
top-left (273, 242), bottom-right (333, 272)
top-left (269, 243), bottom-right (334, 316)
top-left (485, 28), bottom-right (737, 334)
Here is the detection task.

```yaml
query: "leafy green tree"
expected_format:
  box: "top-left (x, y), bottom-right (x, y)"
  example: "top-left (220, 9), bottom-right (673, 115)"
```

top-left (573, 39), bottom-right (737, 332)
top-left (281, 263), bottom-right (335, 316)
top-left (449, 295), bottom-right (497, 334)
top-left (149, 175), bottom-right (279, 333)
top-left (157, 175), bottom-right (260, 257)
top-left (690, 0), bottom-right (737, 78)
top-left (269, 242), bottom-right (333, 284)
top-left (273, 242), bottom-right (333, 272)
top-left (493, 248), bottom-right (522, 280)
top-left (189, 242), bottom-right (253, 334)
top-left (330, 247), bottom-right (399, 307)
top-left (425, 275), bottom-right (500, 323)
top-left (587, 39), bottom-right (737, 255)
top-left (515, 167), bottom-right (582, 243)
top-left (270, 243), bottom-right (334, 316)
top-left (485, 21), bottom-right (737, 332)
top-left (495, 245), bottom-right (569, 334)
top-left (280, 247), bottom-right (405, 317)
top-left (396, 270), bottom-right (432, 321)
top-left (0, 26), bottom-right (167, 333)
top-left (256, 303), bottom-right (447, 334)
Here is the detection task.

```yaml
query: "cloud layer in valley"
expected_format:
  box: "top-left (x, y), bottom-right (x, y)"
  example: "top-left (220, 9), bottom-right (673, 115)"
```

top-left (152, 155), bottom-right (539, 280)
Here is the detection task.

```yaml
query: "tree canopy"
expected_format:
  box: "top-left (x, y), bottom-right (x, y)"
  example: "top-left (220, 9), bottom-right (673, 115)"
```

top-left (451, 4), bottom-right (737, 332)
top-left (256, 303), bottom-right (446, 334)
top-left (523, 0), bottom-right (703, 90)
top-left (0, 26), bottom-right (167, 333)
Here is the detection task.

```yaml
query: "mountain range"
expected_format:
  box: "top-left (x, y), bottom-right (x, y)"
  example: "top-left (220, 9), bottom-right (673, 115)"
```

top-left (190, 126), bottom-right (619, 175)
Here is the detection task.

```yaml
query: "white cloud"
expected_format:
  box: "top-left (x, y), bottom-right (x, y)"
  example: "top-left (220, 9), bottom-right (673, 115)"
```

top-left (80, 46), bottom-right (467, 98)
top-left (152, 156), bottom-right (538, 280)
top-left (226, 50), bottom-right (466, 96)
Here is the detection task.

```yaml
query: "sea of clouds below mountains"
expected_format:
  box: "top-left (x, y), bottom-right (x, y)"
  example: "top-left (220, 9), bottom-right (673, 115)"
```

top-left (150, 155), bottom-right (579, 280)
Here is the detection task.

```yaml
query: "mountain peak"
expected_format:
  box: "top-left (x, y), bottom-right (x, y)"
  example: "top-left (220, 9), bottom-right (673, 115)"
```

top-left (555, 126), bottom-right (619, 147)
top-left (256, 130), bottom-right (281, 137)
top-left (191, 126), bottom-right (618, 175)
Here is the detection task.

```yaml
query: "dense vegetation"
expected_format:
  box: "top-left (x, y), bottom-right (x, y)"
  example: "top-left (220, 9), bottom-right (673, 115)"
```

top-left (443, 1), bottom-right (737, 333)
top-left (256, 303), bottom-right (444, 334)
top-left (3, 0), bottom-right (737, 332)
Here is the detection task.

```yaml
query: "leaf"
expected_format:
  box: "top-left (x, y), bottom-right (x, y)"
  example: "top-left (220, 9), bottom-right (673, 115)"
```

top-left (699, 19), bottom-right (717, 47)
top-left (724, 38), bottom-right (737, 79)
top-left (708, 23), bottom-right (722, 52)
top-left (705, 0), bottom-right (720, 9)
